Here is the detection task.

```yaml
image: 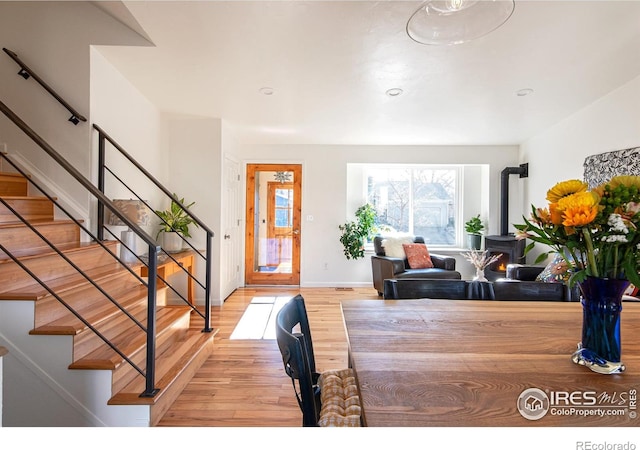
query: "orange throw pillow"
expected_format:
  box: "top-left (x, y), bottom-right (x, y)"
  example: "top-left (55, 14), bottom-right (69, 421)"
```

top-left (403, 243), bottom-right (433, 269)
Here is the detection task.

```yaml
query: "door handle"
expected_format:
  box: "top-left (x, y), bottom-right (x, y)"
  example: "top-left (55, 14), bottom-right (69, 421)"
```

top-left (224, 234), bottom-right (231, 239)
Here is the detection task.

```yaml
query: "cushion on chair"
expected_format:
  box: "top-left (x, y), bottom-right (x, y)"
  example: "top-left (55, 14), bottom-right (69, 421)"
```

top-left (317, 368), bottom-right (361, 427)
top-left (403, 243), bottom-right (434, 269)
top-left (381, 235), bottom-right (415, 258)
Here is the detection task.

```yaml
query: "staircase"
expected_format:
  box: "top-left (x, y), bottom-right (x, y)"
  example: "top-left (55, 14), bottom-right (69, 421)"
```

top-left (0, 167), bottom-right (216, 426)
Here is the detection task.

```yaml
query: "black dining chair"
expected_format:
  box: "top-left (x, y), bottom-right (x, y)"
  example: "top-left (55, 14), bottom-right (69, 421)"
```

top-left (275, 294), bottom-right (362, 427)
top-left (275, 294), bottom-right (321, 426)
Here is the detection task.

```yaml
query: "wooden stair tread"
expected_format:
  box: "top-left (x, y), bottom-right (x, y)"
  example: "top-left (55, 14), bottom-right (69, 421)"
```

top-left (0, 218), bottom-right (80, 229)
top-left (69, 306), bottom-right (193, 370)
top-left (0, 261), bottom-right (136, 300)
top-left (108, 328), bottom-right (217, 406)
top-left (0, 195), bottom-right (55, 200)
top-left (0, 240), bottom-right (117, 264)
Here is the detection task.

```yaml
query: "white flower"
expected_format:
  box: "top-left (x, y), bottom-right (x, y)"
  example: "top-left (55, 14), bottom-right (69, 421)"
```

top-left (607, 214), bottom-right (628, 234)
top-left (603, 234), bottom-right (628, 243)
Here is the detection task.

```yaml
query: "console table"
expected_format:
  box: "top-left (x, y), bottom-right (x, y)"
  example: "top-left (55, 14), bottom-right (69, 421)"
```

top-left (139, 250), bottom-right (195, 305)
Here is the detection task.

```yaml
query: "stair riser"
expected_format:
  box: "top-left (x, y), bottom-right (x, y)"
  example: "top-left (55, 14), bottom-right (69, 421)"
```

top-left (71, 287), bottom-right (168, 362)
top-left (0, 243), bottom-right (119, 294)
top-left (0, 222), bottom-right (80, 259)
top-left (111, 310), bottom-right (191, 395)
top-left (0, 174), bottom-right (28, 196)
top-left (0, 197), bottom-right (54, 223)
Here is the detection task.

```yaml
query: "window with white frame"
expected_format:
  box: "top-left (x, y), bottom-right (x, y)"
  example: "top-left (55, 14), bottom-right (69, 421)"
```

top-left (364, 165), bottom-right (462, 248)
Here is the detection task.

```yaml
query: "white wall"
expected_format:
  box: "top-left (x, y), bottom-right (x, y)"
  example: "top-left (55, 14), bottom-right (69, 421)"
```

top-left (165, 116), bottom-right (223, 304)
top-left (520, 75), bottom-right (640, 261)
top-left (235, 144), bottom-right (520, 285)
top-left (0, 1), bottom-right (150, 213)
top-left (90, 47), bottom-right (166, 252)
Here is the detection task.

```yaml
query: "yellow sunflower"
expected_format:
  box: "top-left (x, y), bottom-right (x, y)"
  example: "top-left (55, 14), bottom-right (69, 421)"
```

top-left (546, 179), bottom-right (588, 203)
top-left (558, 191), bottom-right (599, 227)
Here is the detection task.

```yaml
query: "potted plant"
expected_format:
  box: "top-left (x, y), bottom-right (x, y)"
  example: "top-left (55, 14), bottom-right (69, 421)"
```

top-left (156, 195), bottom-right (198, 252)
top-left (339, 203), bottom-right (377, 260)
top-left (464, 214), bottom-right (484, 250)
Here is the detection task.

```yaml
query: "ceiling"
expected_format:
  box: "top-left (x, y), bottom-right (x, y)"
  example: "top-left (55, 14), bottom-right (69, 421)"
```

top-left (94, 1), bottom-right (640, 146)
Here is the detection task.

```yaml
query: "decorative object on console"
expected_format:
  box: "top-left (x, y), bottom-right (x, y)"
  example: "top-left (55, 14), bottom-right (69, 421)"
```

top-left (406, 0), bottom-right (515, 46)
top-left (514, 176), bottom-right (640, 374)
top-left (402, 243), bottom-right (433, 269)
top-left (155, 194), bottom-right (198, 253)
top-left (462, 249), bottom-right (502, 282)
top-left (106, 199), bottom-right (151, 264)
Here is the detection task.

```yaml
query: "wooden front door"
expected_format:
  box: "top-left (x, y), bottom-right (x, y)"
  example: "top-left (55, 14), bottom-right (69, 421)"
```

top-left (245, 164), bottom-right (301, 285)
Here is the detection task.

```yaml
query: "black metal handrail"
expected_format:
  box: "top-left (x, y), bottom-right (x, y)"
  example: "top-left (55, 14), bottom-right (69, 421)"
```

top-left (94, 124), bottom-right (214, 333)
top-left (3, 48), bottom-right (87, 125)
top-left (0, 100), bottom-right (161, 397)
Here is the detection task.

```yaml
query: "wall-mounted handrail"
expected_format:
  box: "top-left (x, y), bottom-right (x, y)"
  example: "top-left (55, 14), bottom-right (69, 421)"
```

top-left (0, 101), bottom-right (152, 246)
top-left (2, 48), bottom-right (87, 125)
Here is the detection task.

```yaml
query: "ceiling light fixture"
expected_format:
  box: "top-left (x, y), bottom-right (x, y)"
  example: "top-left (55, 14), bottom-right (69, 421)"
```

top-left (406, 0), bottom-right (515, 46)
top-left (259, 87), bottom-right (274, 96)
top-left (386, 88), bottom-right (403, 97)
top-left (516, 88), bottom-right (534, 97)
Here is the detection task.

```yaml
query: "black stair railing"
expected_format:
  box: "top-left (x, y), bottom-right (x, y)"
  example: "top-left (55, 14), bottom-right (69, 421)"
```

top-left (3, 48), bottom-right (87, 125)
top-left (0, 100), bottom-right (161, 397)
top-left (0, 153), bottom-right (153, 377)
top-left (94, 124), bottom-right (214, 333)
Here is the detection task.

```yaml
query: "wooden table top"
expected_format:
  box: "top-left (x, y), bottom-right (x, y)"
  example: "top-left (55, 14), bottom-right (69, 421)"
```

top-left (341, 299), bottom-right (640, 427)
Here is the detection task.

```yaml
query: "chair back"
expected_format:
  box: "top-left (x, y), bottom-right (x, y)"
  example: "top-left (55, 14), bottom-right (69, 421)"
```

top-left (276, 295), bottom-right (321, 426)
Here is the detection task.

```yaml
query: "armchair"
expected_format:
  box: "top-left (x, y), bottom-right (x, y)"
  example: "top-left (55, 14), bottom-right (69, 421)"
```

top-left (371, 235), bottom-right (461, 296)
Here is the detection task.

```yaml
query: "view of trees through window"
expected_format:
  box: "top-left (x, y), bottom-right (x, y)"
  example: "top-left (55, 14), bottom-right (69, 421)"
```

top-left (366, 166), bottom-right (459, 246)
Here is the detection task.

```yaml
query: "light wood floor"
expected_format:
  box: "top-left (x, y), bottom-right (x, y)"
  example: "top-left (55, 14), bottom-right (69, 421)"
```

top-left (157, 286), bottom-right (380, 427)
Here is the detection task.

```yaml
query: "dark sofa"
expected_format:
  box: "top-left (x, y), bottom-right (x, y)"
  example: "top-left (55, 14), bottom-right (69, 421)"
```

top-left (371, 235), bottom-right (461, 296)
top-left (383, 278), bottom-right (572, 301)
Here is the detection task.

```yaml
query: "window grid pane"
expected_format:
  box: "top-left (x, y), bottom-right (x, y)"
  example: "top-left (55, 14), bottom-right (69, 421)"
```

top-left (367, 166), bottom-right (458, 246)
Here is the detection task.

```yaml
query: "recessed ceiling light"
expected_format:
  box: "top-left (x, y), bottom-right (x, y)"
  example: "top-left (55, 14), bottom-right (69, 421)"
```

top-left (516, 88), bottom-right (534, 97)
top-left (259, 87), bottom-right (274, 96)
top-left (386, 88), bottom-right (403, 97)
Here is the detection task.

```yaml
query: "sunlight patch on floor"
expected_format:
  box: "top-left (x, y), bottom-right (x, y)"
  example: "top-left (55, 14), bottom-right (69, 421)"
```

top-left (230, 296), bottom-right (292, 340)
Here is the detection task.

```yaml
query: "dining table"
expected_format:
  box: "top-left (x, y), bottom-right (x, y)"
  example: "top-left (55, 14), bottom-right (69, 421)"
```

top-left (340, 298), bottom-right (640, 427)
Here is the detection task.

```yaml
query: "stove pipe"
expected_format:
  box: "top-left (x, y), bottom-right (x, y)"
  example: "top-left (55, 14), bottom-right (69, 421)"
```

top-left (500, 163), bottom-right (528, 236)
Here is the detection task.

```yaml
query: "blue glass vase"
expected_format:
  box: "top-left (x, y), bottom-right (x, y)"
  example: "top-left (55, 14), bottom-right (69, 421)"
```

top-left (571, 276), bottom-right (629, 374)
